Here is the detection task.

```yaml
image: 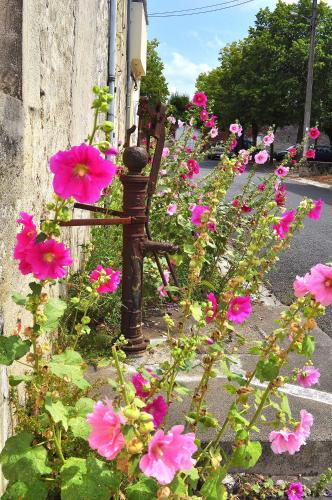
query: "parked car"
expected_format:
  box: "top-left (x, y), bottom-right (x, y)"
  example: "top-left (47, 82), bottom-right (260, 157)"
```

top-left (274, 146), bottom-right (297, 162)
top-left (308, 146), bottom-right (332, 162)
top-left (207, 145), bottom-right (224, 160)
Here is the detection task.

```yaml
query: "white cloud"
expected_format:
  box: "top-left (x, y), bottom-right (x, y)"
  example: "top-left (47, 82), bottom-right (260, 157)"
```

top-left (164, 52), bottom-right (211, 96)
top-left (206, 35), bottom-right (226, 50)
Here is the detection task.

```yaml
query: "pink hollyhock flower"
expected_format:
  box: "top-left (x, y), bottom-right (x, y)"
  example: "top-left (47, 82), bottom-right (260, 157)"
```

top-left (160, 169), bottom-right (167, 176)
top-left (158, 270), bottom-right (170, 297)
top-left (191, 205), bottom-right (210, 226)
top-left (275, 166), bottom-right (289, 177)
top-left (292, 159), bottom-right (297, 166)
top-left (239, 149), bottom-right (250, 164)
top-left (205, 116), bottom-right (217, 128)
top-left (273, 210), bottom-right (296, 239)
top-left (263, 133), bottom-right (274, 146)
top-left (13, 212), bottom-right (38, 275)
top-left (145, 395), bottom-right (168, 428)
top-left (269, 429), bottom-right (304, 455)
top-left (167, 203), bottom-right (177, 216)
top-left (178, 120), bottom-right (184, 128)
top-left (186, 146), bottom-right (193, 154)
top-left (210, 127), bottom-right (218, 138)
top-left (229, 123), bottom-right (240, 134)
top-left (227, 296), bottom-right (252, 324)
top-left (139, 425), bottom-right (197, 485)
top-left (87, 400), bottom-right (125, 460)
top-left (208, 220), bottom-right (217, 232)
top-left (296, 409), bottom-right (313, 439)
top-left (90, 264), bottom-right (121, 294)
top-left (207, 337), bottom-right (214, 345)
top-left (200, 109), bottom-right (209, 121)
top-left (241, 204), bottom-right (251, 213)
top-left (230, 138), bottom-right (237, 150)
top-left (232, 198), bottom-right (240, 208)
top-left (287, 482), bottom-right (304, 500)
top-left (206, 292), bottom-right (218, 323)
top-left (297, 366), bottom-right (320, 388)
top-left (105, 146), bottom-right (118, 156)
top-left (186, 159), bottom-right (200, 178)
top-left (305, 263), bottom-right (332, 306)
top-left (258, 183), bottom-right (266, 191)
top-left (173, 154), bottom-right (178, 161)
top-left (308, 127), bottom-right (320, 140)
top-left (132, 369), bottom-right (157, 398)
top-left (306, 149), bottom-right (315, 159)
top-left (192, 134), bottom-right (198, 141)
top-left (275, 184), bottom-right (286, 206)
top-left (162, 147), bottom-right (170, 158)
top-left (293, 274), bottom-right (310, 298)
top-left (27, 239), bottom-right (73, 280)
top-left (167, 116), bottom-right (176, 124)
top-left (237, 125), bottom-right (243, 137)
top-left (288, 147), bottom-right (297, 157)
top-left (308, 199), bottom-right (324, 220)
top-left (192, 91), bottom-right (207, 107)
top-left (254, 150), bottom-right (269, 164)
top-left (50, 143), bottom-right (116, 204)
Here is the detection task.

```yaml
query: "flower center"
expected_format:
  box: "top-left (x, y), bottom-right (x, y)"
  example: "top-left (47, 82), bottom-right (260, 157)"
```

top-left (233, 304), bottom-right (240, 312)
top-left (324, 278), bottom-right (332, 288)
top-left (43, 252), bottom-right (55, 263)
top-left (152, 443), bottom-right (164, 458)
top-left (74, 163), bottom-right (89, 177)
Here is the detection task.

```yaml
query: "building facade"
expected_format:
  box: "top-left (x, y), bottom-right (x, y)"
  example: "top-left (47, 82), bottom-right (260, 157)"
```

top-left (0, 0), bottom-right (147, 490)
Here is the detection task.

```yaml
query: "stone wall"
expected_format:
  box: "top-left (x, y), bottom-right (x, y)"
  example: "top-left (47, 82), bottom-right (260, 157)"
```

top-left (273, 125), bottom-right (331, 152)
top-left (0, 0), bottom-right (129, 491)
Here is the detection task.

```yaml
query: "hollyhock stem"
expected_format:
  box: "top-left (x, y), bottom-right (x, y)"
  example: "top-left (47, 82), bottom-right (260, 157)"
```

top-left (53, 425), bottom-right (65, 464)
top-left (112, 346), bottom-right (129, 405)
top-left (88, 109), bottom-right (99, 146)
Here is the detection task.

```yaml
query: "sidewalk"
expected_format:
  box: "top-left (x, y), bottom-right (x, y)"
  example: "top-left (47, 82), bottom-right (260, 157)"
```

top-left (86, 290), bottom-right (332, 476)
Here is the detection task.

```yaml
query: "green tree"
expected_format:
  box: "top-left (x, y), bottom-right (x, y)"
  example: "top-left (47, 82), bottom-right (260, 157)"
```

top-left (168, 93), bottom-right (190, 121)
top-left (140, 39), bottom-right (169, 104)
top-left (196, 0), bottom-right (332, 144)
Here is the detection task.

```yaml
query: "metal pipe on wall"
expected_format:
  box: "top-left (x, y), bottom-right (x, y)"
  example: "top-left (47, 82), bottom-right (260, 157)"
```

top-left (125, 0), bottom-right (132, 133)
top-left (107, 0), bottom-right (117, 145)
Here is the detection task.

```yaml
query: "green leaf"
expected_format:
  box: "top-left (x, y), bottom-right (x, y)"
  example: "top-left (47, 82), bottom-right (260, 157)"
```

top-left (75, 397), bottom-right (95, 417)
top-left (126, 475), bottom-right (158, 500)
top-left (0, 432), bottom-right (51, 483)
top-left (0, 337), bottom-right (31, 366)
top-left (255, 359), bottom-right (279, 382)
top-left (60, 456), bottom-right (121, 500)
top-left (190, 302), bottom-right (203, 322)
top-left (301, 335), bottom-right (315, 357)
top-left (170, 475), bottom-right (188, 496)
top-left (45, 394), bottom-right (69, 430)
top-left (8, 374), bottom-right (33, 386)
top-left (280, 393), bottom-right (291, 419)
top-left (200, 469), bottom-right (227, 500)
top-left (11, 292), bottom-right (26, 305)
top-left (183, 243), bottom-right (194, 255)
top-left (41, 298), bottom-right (67, 333)
top-left (231, 441), bottom-right (262, 469)
top-left (29, 282), bottom-right (42, 295)
top-left (174, 383), bottom-right (191, 396)
top-left (2, 479), bottom-right (48, 500)
top-left (69, 417), bottom-right (91, 440)
top-left (49, 349), bottom-right (90, 389)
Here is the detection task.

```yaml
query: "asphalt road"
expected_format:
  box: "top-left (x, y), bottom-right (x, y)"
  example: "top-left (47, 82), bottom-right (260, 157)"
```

top-left (199, 160), bottom-right (332, 336)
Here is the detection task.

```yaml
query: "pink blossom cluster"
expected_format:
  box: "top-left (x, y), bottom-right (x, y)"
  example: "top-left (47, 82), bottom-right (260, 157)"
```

top-left (287, 482), bottom-right (304, 500)
top-left (297, 366), bottom-right (320, 388)
top-left (90, 264), bottom-right (121, 294)
top-left (131, 370), bottom-right (168, 428)
top-left (293, 263), bottom-right (332, 306)
top-left (186, 159), bottom-right (200, 178)
top-left (205, 292), bottom-right (218, 323)
top-left (269, 409), bottom-right (313, 454)
top-left (272, 210), bottom-right (296, 239)
top-left (190, 204), bottom-right (216, 232)
top-left (229, 123), bottom-right (243, 137)
top-left (227, 296), bottom-right (252, 324)
top-left (14, 212), bottom-right (73, 280)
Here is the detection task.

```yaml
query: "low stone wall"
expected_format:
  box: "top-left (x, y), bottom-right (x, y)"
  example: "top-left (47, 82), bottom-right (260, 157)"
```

top-left (299, 161), bottom-right (332, 177)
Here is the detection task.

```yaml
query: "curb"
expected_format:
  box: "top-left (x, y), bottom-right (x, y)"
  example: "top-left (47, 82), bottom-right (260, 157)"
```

top-left (289, 176), bottom-right (332, 190)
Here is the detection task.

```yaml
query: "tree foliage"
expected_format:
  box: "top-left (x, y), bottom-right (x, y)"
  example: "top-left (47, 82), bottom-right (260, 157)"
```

top-left (168, 93), bottom-right (190, 121)
top-left (140, 39), bottom-right (169, 104)
top-left (196, 0), bottom-right (332, 142)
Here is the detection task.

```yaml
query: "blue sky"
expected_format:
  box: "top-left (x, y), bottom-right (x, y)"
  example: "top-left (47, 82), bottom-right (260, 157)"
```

top-left (146, 0), bottom-right (330, 96)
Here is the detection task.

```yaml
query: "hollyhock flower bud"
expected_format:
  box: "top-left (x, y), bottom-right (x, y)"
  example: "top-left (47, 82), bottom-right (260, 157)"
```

top-left (241, 204), bottom-right (251, 213)
top-left (227, 296), bottom-right (252, 324)
top-left (87, 400), bottom-right (125, 460)
top-left (145, 395), bottom-right (168, 428)
top-left (308, 199), bottom-right (324, 220)
top-left (50, 144), bottom-right (116, 204)
top-left (232, 198), bottom-right (240, 208)
top-left (127, 437), bottom-right (144, 454)
top-left (205, 292), bottom-right (218, 323)
top-left (90, 265), bottom-right (121, 294)
top-left (139, 420), bottom-right (155, 434)
top-left (139, 425), bottom-right (197, 484)
top-left (305, 263), bottom-right (332, 306)
top-left (105, 146), bottom-right (118, 156)
top-left (287, 482), bottom-right (304, 500)
top-left (306, 149), bottom-right (315, 159)
top-left (275, 166), bottom-right (289, 177)
top-left (308, 127), bottom-right (320, 140)
top-left (192, 91), bottom-right (207, 107)
top-left (297, 366), bottom-right (320, 388)
top-left (254, 150), bottom-right (269, 164)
